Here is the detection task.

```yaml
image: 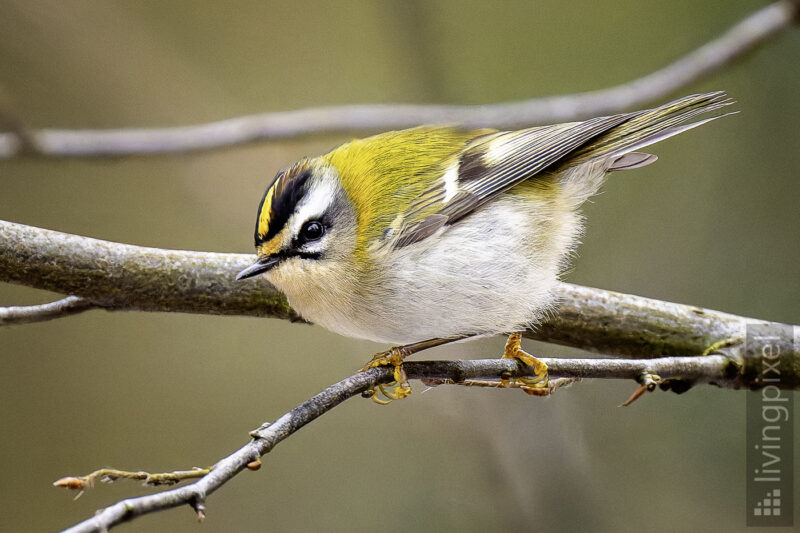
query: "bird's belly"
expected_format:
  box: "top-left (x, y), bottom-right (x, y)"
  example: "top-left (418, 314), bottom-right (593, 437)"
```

top-left (346, 197), bottom-right (576, 343)
top-left (279, 195), bottom-right (579, 345)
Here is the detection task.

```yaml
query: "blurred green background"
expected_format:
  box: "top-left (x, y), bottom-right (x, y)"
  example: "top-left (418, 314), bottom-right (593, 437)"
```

top-left (1, 1), bottom-right (798, 531)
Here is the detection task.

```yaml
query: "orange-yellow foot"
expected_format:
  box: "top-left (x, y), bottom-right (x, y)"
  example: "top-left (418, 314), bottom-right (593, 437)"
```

top-left (501, 332), bottom-right (549, 394)
top-left (361, 347), bottom-right (412, 404)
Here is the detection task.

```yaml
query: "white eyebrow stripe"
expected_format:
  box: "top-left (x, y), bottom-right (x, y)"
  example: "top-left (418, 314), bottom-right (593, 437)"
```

top-left (443, 163), bottom-right (459, 203)
top-left (287, 174), bottom-right (337, 241)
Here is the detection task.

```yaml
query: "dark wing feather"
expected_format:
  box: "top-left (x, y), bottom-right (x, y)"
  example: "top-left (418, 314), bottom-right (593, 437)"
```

top-left (392, 214), bottom-right (448, 248)
top-left (392, 114), bottom-right (631, 247)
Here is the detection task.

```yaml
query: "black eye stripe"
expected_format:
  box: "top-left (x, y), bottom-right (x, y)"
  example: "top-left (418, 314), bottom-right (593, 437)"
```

top-left (269, 249), bottom-right (322, 264)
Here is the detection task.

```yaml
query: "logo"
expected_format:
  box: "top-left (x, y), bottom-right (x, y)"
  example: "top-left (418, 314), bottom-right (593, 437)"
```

top-left (745, 323), bottom-right (795, 527)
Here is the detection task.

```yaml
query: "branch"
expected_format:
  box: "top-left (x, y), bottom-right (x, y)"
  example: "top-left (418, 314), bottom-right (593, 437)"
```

top-left (54, 467), bottom-right (211, 492)
top-left (58, 349), bottom-right (788, 531)
top-left (57, 367), bottom-right (387, 533)
top-left (0, 295), bottom-right (95, 325)
top-left (0, 219), bottom-right (298, 322)
top-left (1, 1), bottom-right (796, 159)
top-left (2, 218), bottom-right (798, 387)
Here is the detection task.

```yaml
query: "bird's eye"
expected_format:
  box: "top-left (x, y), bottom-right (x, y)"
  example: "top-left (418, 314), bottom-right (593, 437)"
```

top-left (300, 220), bottom-right (325, 242)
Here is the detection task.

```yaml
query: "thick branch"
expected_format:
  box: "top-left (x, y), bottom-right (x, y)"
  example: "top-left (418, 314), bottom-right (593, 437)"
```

top-left (0, 219), bottom-right (296, 321)
top-left (2, 219), bottom-right (798, 386)
top-left (0, 219), bottom-right (741, 353)
top-left (0, 1), bottom-right (796, 159)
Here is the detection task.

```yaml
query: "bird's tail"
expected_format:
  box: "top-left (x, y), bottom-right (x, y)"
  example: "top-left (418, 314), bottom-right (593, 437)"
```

top-left (567, 91), bottom-right (736, 168)
top-left (555, 91), bottom-right (735, 206)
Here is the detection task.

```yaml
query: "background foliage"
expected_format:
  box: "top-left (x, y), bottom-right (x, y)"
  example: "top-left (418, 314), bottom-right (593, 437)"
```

top-left (1, 1), bottom-right (798, 531)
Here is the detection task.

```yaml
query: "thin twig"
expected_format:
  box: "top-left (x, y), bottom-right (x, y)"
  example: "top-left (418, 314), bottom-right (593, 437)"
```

top-left (58, 353), bottom-right (745, 532)
top-left (0, 295), bottom-right (95, 325)
top-left (59, 368), bottom-right (386, 533)
top-left (0, 1), bottom-right (795, 159)
top-left (0, 97), bottom-right (40, 155)
top-left (54, 467), bottom-right (211, 493)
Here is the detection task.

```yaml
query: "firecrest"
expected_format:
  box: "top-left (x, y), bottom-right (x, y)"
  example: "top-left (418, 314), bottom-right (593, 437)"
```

top-left (236, 92), bottom-right (733, 397)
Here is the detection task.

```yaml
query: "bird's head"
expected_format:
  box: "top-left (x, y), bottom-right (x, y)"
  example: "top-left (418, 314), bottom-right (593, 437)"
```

top-left (235, 158), bottom-right (358, 284)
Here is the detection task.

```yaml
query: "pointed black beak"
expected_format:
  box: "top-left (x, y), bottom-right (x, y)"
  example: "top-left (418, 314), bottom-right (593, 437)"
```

top-left (235, 255), bottom-right (281, 281)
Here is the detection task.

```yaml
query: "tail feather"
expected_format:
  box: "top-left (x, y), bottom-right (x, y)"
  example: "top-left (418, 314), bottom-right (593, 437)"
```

top-left (556, 91), bottom-right (734, 206)
top-left (566, 91), bottom-right (735, 167)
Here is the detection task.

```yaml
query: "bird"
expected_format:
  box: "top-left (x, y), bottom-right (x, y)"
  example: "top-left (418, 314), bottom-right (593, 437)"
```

top-left (236, 91), bottom-right (733, 400)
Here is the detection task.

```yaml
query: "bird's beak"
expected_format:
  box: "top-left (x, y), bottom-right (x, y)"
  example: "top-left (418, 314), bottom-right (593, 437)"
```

top-left (235, 255), bottom-right (281, 281)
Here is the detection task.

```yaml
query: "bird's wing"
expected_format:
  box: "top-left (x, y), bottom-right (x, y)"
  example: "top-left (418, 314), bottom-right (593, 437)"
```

top-left (390, 114), bottom-right (631, 248)
top-left (391, 91), bottom-right (733, 249)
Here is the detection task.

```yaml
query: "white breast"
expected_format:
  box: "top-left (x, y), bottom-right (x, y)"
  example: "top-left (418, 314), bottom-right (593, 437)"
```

top-left (285, 193), bottom-right (583, 345)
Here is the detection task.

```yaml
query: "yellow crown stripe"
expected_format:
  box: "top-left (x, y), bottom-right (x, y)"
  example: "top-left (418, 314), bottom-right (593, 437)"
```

top-left (257, 186), bottom-right (276, 238)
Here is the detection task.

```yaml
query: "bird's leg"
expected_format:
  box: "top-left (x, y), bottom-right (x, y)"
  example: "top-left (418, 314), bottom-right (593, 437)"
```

top-left (501, 332), bottom-right (549, 395)
top-left (362, 337), bottom-right (465, 403)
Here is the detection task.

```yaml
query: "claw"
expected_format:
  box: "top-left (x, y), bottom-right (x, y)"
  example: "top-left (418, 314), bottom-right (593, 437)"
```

top-left (501, 333), bottom-right (549, 391)
top-left (361, 346), bottom-right (412, 404)
top-left (362, 346), bottom-right (407, 372)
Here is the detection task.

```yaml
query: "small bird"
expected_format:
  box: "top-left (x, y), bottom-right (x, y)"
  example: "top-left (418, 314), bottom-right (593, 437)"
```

top-left (236, 92), bottom-right (733, 398)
